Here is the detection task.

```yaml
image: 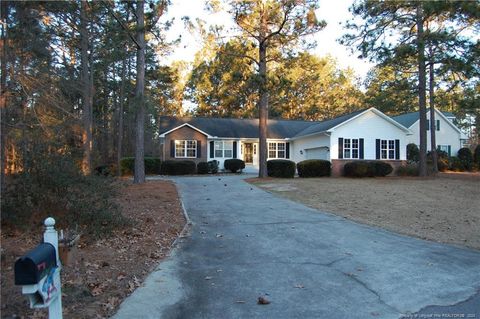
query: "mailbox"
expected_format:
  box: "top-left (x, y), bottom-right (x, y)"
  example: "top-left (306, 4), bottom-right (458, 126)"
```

top-left (15, 243), bottom-right (57, 285)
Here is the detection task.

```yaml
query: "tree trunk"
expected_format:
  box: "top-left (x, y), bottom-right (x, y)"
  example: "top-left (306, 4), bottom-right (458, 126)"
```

top-left (429, 47), bottom-right (438, 174)
top-left (1, 0), bottom-right (8, 192)
top-left (80, 0), bottom-right (93, 175)
top-left (257, 41), bottom-right (268, 178)
top-left (416, 3), bottom-right (428, 177)
top-left (133, 0), bottom-right (145, 184)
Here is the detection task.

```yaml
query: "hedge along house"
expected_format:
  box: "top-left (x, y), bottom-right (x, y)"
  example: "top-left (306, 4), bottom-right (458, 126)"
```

top-left (158, 108), bottom-right (412, 175)
top-left (392, 109), bottom-right (468, 157)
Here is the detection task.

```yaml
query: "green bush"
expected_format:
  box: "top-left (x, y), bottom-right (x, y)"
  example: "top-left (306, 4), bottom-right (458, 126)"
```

top-left (197, 162), bottom-right (209, 174)
top-left (94, 164), bottom-right (116, 177)
top-left (449, 156), bottom-right (465, 172)
top-left (160, 160), bottom-right (196, 175)
top-left (267, 159), bottom-right (296, 178)
top-left (343, 161), bottom-right (393, 177)
top-left (2, 148), bottom-right (127, 238)
top-left (407, 143), bottom-right (419, 162)
top-left (343, 161), bottom-right (375, 177)
top-left (120, 157), bottom-right (161, 175)
top-left (297, 160), bottom-right (331, 177)
top-left (396, 163), bottom-right (419, 176)
top-left (474, 145), bottom-right (480, 170)
top-left (224, 159), bottom-right (245, 173)
top-left (208, 160), bottom-right (219, 174)
top-left (457, 148), bottom-right (473, 171)
top-left (371, 161), bottom-right (393, 176)
top-left (120, 157), bottom-right (135, 175)
top-left (437, 157), bottom-right (449, 172)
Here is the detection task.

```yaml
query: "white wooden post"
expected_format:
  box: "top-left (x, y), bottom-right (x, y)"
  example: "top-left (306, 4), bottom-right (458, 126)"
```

top-left (43, 217), bottom-right (63, 319)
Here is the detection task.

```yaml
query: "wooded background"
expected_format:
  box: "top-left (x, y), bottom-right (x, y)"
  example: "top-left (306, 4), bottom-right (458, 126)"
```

top-left (1, 0), bottom-right (479, 183)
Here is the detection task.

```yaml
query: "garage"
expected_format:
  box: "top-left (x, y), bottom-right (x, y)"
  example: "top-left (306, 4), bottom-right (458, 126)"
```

top-left (305, 147), bottom-right (329, 160)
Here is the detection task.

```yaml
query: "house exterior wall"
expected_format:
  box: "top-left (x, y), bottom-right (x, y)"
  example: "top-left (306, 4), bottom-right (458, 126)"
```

top-left (291, 134), bottom-right (330, 163)
top-left (163, 126), bottom-right (207, 164)
top-left (207, 139), bottom-right (240, 170)
top-left (406, 110), bottom-right (462, 156)
top-left (330, 110), bottom-right (409, 161)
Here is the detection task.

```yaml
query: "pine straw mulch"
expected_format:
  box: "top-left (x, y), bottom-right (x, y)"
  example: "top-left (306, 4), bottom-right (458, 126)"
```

top-left (1, 180), bottom-right (186, 319)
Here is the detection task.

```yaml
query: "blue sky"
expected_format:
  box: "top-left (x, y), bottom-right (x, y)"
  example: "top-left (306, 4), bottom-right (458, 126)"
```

top-left (162, 0), bottom-right (374, 81)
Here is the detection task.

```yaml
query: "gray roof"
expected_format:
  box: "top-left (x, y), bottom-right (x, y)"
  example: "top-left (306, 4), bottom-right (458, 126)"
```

top-left (159, 116), bottom-right (314, 139)
top-left (159, 110), bottom-right (367, 139)
top-left (392, 110), bottom-right (456, 128)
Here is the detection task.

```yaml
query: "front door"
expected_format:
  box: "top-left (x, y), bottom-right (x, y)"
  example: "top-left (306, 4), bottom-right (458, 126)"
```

top-left (244, 143), bottom-right (253, 164)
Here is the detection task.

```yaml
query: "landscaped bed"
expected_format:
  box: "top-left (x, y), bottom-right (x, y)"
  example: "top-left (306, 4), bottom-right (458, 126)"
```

top-left (248, 173), bottom-right (480, 250)
top-left (1, 180), bottom-right (185, 319)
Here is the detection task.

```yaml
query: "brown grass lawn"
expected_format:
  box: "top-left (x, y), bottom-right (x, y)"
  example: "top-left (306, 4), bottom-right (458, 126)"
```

top-left (249, 173), bottom-right (480, 250)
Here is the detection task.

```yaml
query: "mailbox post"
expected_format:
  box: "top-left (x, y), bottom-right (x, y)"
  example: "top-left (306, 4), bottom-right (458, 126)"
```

top-left (15, 217), bottom-right (63, 319)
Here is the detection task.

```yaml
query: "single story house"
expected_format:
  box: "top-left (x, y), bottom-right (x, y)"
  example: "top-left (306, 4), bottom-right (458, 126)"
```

top-left (392, 109), bottom-right (467, 157)
top-left (159, 107), bottom-right (412, 175)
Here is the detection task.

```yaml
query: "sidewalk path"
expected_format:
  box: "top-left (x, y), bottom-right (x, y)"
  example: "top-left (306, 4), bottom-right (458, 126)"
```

top-left (113, 175), bottom-right (480, 319)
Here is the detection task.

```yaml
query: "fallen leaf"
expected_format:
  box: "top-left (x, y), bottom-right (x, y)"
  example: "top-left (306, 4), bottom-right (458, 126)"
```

top-left (257, 296), bottom-right (270, 305)
top-left (205, 276), bottom-right (213, 280)
top-left (293, 284), bottom-right (304, 289)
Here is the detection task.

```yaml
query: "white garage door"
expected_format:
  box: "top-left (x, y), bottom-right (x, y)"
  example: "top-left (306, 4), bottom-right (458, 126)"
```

top-left (305, 147), bottom-right (329, 160)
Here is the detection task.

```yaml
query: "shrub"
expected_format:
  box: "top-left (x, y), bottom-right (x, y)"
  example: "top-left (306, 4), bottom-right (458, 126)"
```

top-left (371, 161), bottom-right (393, 176)
top-left (120, 157), bottom-right (135, 175)
top-left (160, 160), bottom-right (196, 175)
top-left (449, 156), bottom-right (465, 172)
top-left (343, 161), bottom-right (375, 177)
top-left (94, 164), bottom-right (116, 177)
top-left (474, 145), bottom-right (480, 170)
top-left (197, 162), bottom-right (209, 174)
top-left (396, 163), bottom-right (419, 176)
top-left (437, 157), bottom-right (449, 172)
top-left (224, 159), bottom-right (245, 173)
top-left (120, 157), bottom-right (161, 175)
top-left (145, 157), bottom-right (162, 175)
top-left (208, 160), bottom-right (219, 174)
top-left (1, 148), bottom-right (127, 238)
top-left (267, 159), bottom-right (296, 178)
top-left (457, 148), bottom-right (473, 171)
top-left (297, 160), bottom-right (331, 177)
top-left (407, 143), bottom-right (419, 162)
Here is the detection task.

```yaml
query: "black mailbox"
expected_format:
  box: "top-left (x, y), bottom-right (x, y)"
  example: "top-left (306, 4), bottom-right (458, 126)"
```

top-left (15, 243), bottom-right (57, 285)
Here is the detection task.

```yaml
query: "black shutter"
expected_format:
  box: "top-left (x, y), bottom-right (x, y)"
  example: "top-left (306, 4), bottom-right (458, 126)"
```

top-left (209, 141), bottom-right (214, 158)
top-left (197, 140), bottom-right (201, 158)
top-left (437, 120), bottom-right (440, 131)
top-left (338, 138), bottom-right (343, 159)
top-left (426, 119), bottom-right (430, 131)
top-left (359, 138), bottom-right (364, 159)
top-left (170, 140), bottom-right (175, 158)
top-left (395, 139), bottom-right (400, 160)
top-left (375, 139), bottom-right (380, 159)
top-left (286, 142), bottom-right (290, 159)
top-left (447, 145), bottom-right (451, 157)
top-left (233, 141), bottom-right (237, 158)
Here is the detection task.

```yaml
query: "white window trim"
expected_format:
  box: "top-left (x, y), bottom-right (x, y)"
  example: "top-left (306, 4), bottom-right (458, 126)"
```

top-left (268, 142), bottom-right (287, 159)
top-left (343, 138), bottom-right (359, 159)
top-left (175, 140), bottom-right (197, 158)
top-left (380, 139), bottom-right (396, 160)
top-left (214, 141), bottom-right (234, 158)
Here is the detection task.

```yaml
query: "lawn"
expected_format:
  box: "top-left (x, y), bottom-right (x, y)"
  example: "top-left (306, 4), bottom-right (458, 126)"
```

top-left (249, 173), bottom-right (480, 250)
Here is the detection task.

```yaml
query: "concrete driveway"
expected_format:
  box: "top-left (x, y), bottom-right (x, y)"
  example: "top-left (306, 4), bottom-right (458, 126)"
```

top-left (113, 175), bottom-right (480, 319)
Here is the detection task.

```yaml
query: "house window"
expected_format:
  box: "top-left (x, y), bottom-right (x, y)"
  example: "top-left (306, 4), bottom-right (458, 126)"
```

top-left (380, 139), bottom-right (395, 159)
top-left (214, 141), bottom-right (233, 158)
top-left (175, 140), bottom-right (197, 158)
top-left (343, 138), bottom-right (359, 159)
top-left (268, 142), bottom-right (286, 159)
